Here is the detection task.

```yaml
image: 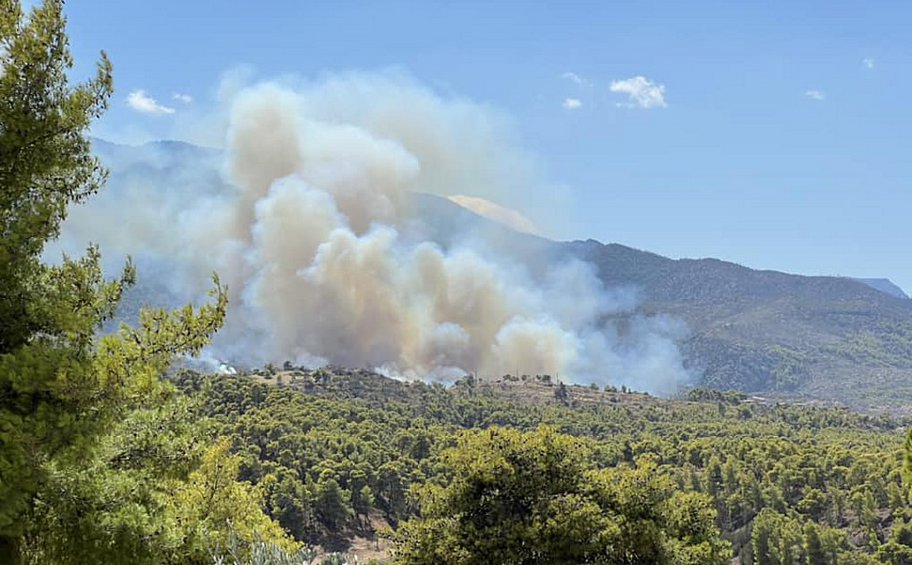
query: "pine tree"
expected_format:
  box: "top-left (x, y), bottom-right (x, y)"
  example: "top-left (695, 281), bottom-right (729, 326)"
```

top-left (804, 522), bottom-right (827, 565)
top-left (0, 1), bottom-right (249, 562)
top-left (392, 426), bottom-right (730, 565)
top-left (1, 1), bottom-right (119, 558)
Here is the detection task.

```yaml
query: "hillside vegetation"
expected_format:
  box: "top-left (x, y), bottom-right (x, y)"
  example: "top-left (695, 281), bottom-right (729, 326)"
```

top-left (176, 367), bottom-right (912, 564)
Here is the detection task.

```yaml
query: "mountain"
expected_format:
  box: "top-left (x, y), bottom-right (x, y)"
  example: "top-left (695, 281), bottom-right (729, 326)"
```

top-left (851, 278), bottom-right (910, 300)
top-left (572, 240), bottom-right (912, 409)
top-left (90, 140), bottom-right (912, 413)
top-left (419, 193), bottom-right (912, 412)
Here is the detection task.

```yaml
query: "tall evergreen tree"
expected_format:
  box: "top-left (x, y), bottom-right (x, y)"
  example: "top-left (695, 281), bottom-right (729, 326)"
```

top-left (1, 1), bottom-right (121, 557)
top-left (0, 2), bottom-right (288, 562)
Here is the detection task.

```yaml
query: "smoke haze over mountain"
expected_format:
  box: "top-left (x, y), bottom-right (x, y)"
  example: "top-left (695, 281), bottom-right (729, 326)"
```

top-left (53, 72), bottom-right (692, 394)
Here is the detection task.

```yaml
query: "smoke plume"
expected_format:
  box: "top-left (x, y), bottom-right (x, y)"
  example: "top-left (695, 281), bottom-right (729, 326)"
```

top-left (56, 72), bottom-right (691, 394)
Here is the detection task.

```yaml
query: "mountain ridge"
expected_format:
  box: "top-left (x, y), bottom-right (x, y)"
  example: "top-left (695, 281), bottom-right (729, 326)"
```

top-left (91, 139), bottom-right (912, 412)
top-left (416, 192), bottom-right (912, 412)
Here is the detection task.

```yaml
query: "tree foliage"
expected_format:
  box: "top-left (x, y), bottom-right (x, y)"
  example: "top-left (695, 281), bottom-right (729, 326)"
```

top-left (0, 2), bottom-right (293, 562)
top-left (0, 0), bottom-right (119, 544)
top-left (390, 426), bottom-right (729, 564)
top-left (182, 368), bottom-right (912, 563)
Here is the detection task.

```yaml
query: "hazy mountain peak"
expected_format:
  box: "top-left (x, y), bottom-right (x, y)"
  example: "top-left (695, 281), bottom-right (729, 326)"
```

top-left (850, 278), bottom-right (910, 300)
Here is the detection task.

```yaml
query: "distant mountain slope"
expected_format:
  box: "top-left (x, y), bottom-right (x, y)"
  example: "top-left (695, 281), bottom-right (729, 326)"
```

top-left (851, 278), bottom-right (909, 300)
top-left (567, 239), bottom-right (912, 408)
top-left (419, 193), bottom-right (912, 412)
top-left (91, 140), bottom-right (912, 412)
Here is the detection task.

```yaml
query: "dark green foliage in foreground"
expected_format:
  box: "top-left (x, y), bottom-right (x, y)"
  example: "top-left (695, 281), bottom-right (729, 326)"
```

top-left (0, 0), bottom-right (119, 545)
top-left (178, 369), bottom-right (912, 563)
top-left (0, 2), bottom-right (294, 562)
top-left (392, 426), bottom-right (729, 565)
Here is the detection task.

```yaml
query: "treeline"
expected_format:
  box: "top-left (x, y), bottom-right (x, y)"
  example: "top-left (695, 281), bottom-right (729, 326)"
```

top-left (175, 369), bottom-right (912, 563)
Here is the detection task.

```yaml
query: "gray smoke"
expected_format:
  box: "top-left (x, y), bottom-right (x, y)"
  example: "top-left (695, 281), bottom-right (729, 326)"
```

top-left (55, 72), bottom-right (691, 394)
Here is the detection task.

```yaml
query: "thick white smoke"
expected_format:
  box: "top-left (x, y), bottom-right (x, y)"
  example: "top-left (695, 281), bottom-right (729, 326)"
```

top-left (57, 72), bottom-right (691, 394)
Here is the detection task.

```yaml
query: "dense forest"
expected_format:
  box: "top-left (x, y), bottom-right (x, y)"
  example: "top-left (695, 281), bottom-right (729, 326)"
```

top-left (174, 367), bottom-right (912, 564)
top-left (4, 1), bottom-right (912, 564)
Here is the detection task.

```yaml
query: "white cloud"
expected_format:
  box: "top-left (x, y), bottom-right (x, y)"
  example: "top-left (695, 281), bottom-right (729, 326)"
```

top-left (805, 89), bottom-right (826, 101)
top-left (126, 90), bottom-right (176, 115)
top-left (562, 98), bottom-right (582, 110)
top-left (863, 58), bottom-right (875, 69)
top-left (561, 72), bottom-right (591, 87)
top-left (610, 76), bottom-right (667, 109)
top-left (173, 92), bottom-right (194, 104)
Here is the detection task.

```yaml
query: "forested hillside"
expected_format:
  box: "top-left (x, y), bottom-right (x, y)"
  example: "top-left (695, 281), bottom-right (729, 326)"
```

top-left (570, 239), bottom-right (912, 411)
top-left (175, 367), bottom-right (912, 564)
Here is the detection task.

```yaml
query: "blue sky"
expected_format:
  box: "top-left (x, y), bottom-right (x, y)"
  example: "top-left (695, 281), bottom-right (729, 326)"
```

top-left (62, 1), bottom-right (912, 291)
